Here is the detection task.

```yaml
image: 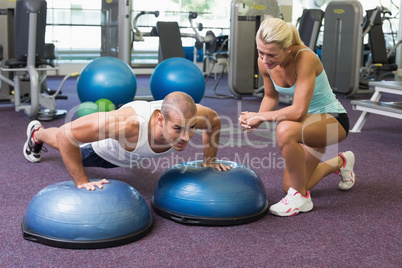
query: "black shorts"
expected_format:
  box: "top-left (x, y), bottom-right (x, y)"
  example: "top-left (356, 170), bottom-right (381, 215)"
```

top-left (329, 113), bottom-right (350, 136)
top-left (80, 144), bottom-right (118, 168)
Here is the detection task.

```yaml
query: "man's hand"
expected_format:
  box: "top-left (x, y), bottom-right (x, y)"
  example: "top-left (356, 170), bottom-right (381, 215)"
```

top-left (201, 162), bottom-right (232, 171)
top-left (77, 179), bottom-right (110, 190)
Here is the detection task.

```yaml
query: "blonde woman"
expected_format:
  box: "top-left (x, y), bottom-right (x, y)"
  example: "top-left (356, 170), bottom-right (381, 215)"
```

top-left (239, 18), bottom-right (355, 216)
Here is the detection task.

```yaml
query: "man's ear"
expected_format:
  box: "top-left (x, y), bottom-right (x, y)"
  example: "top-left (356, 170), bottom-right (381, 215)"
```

top-left (156, 112), bottom-right (165, 126)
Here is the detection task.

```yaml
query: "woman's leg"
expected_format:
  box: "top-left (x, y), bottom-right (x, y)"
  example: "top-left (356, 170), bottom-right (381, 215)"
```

top-left (282, 145), bottom-right (325, 192)
top-left (277, 114), bottom-right (347, 195)
top-left (306, 153), bottom-right (344, 190)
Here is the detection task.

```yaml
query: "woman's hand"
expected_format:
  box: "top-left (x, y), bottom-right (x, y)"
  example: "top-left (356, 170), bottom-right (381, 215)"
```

top-left (239, 111), bottom-right (264, 132)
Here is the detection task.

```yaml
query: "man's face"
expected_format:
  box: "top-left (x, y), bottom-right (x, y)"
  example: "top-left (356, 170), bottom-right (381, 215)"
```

top-left (160, 110), bottom-right (197, 151)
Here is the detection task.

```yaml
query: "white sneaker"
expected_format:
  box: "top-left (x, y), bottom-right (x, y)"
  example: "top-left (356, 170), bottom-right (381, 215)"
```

top-left (337, 151), bottom-right (356, 191)
top-left (269, 187), bottom-right (314, 217)
top-left (23, 120), bottom-right (45, 163)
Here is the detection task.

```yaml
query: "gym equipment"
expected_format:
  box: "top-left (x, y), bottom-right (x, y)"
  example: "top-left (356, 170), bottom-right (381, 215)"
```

top-left (96, 98), bottom-right (116, 112)
top-left (321, 1), bottom-right (363, 96)
top-left (351, 81), bottom-right (402, 133)
top-left (0, 0), bottom-right (71, 120)
top-left (77, 57), bottom-right (137, 108)
top-left (150, 57), bottom-right (205, 103)
top-left (22, 179), bottom-right (153, 249)
top-left (132, 12), bottom-right (210, 101)
top-left (360, 7), bottom-right (402, 84)
top-left (228, 0), bottom-right (280, 97)
top-left (101, 0), bottom-right (131, 64)
top-left (0, 44), bottom-right (2, 90)
top-left (132, 11), bottom-right (160, 42)
top-left (297, 9), bottom-right (324, 52)
top-left (156, 21), bottom-right (186, 61)
top-left (251, 7), bottom-right (323, 103)
top-left (155, 12), bottom-right (218, 62)
top-left (186, 12), bottom-right (218, 55)
top-left (37, 72), bottom-right (78, 120)
top-left (204, 36), bottom-right (234, 99)
top-left (152, 160), bottom-right (269, 226)
top-left (77, 101), bottom-right (99, 118)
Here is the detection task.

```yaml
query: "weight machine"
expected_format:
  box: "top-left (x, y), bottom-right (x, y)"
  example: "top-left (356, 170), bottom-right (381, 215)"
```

top-left (131, 9), bottom-right (222, 64)
top-left (132, 10), bottom-right (160, 42)
top-left (155, 11), bottom-right (220, 63)
top-left (0, 0), bottom-right (73, 120)
top-left (228, 0), bottom-right (281, 97)
top-left (101, 0), bottom-right (132, 64)
top-left (131, 10), bottom-right (223, 100)
top-left (360, 6), bottom-right (402, 86)
top-left (321, 0), bottom-right (364, 96)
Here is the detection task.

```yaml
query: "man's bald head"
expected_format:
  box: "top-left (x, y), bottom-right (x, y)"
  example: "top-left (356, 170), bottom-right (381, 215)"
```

top-left (160, 91), bottom-right (197, 121)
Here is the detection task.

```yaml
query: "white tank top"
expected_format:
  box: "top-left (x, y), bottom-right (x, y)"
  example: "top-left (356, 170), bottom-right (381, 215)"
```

top-left (91, 100), bottom-right (174, 168)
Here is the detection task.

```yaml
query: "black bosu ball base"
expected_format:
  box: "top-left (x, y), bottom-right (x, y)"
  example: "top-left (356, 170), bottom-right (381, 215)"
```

top-left (21, 216), bottom-right (153, 249)
top-left (152, 198), bottom-right (269, 226)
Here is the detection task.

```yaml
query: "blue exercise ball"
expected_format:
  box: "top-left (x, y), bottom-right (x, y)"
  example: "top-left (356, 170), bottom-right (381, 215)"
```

top-left (150, 57), bottom-right (205, 103)
top-left (22, 179), bottom-right (153, 249)
top-left (77, 57), bottom-right (137, 108)
top-left (152, 160), bottom-right (268, 226)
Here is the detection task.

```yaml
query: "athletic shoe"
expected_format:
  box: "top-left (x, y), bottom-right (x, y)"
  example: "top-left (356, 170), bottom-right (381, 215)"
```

top-left (269, 187), bottom-right (314, 217)
top-left (337, 151), bottom-right (356, 191)
top-left (23, 120), bottom-right (44, 163)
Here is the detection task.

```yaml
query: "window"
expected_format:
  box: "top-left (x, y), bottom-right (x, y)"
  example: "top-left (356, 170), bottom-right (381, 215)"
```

top-left (45, 0), bottom-right (231, 65)
top-left (46, 0), bottom-right (103, 62)
top-left (292, 0), bottom-right (400, 48)
top-left (132, 0), bottom-right (231, 65)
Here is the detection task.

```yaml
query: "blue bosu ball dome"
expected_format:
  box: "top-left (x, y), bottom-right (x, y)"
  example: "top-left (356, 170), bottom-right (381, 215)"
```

top-left (152, 161), bottom-right (268, 226)
top-left (22, 180), bottom-right (153, 249)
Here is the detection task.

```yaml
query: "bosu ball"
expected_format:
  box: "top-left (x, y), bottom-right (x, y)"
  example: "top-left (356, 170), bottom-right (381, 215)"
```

top-left (152, 160), bottom-right (268, 226)
top-left (22, 179), bottom-right (153, 249)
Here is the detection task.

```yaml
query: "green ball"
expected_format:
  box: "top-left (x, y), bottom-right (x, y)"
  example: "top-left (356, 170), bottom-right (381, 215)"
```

top-left (77, 101), bottom-right (99, 118)
top-left (96, 98), bottom-right (116, 112)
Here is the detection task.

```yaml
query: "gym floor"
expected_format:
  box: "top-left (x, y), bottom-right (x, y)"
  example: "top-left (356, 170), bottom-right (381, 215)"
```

top-left (1, 75), bottom-right (401, 267)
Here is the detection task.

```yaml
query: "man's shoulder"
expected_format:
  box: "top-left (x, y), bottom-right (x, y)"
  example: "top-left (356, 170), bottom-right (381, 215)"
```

top-left (121, 100), bottom-right (163, 111)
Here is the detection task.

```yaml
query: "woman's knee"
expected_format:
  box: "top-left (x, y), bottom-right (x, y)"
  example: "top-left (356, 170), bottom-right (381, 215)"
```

top-left (276, 121), bottom-right (299, 149)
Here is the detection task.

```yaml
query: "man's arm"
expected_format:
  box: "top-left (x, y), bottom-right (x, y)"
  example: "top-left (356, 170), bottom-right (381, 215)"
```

top-left (195, 104), bottom-right (230, 171)
top-left (56, 107), bottom-right (138, 190)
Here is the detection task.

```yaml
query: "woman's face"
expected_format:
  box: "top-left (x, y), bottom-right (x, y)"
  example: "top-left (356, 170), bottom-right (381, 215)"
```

top-left (256, 38), bottom-right (288, 69)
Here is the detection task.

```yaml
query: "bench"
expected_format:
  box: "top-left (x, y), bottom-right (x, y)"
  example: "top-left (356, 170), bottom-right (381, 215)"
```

top-left (350, 81), bottom-right (402, 132)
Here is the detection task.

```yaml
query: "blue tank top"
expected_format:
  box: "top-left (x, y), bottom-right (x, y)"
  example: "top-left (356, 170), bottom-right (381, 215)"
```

top-left (268, 48), bottom-right (346, 114)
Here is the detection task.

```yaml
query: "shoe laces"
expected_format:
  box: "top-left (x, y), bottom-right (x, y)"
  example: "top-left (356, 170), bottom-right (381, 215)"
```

top-left (280, 192), bottom-right (297, 205)
top-left (338, 172), bottom-right (346, 182)
top-left (29, 137), bottom-right (47, 153)
top-left (338, 168), bottom-right (352, 182)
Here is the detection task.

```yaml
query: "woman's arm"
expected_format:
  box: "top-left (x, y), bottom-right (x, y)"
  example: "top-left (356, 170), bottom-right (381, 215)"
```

top-left (242, 52), bottom-right (318, 129)
top-left (239, 58), bottom-right (279, 130)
